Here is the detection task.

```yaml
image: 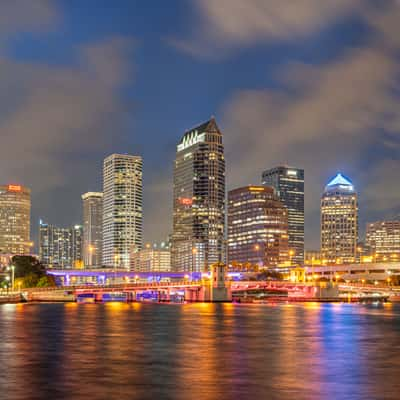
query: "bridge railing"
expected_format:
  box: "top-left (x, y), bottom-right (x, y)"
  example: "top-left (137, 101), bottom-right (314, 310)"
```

top-left (24, 280), bottom-right (205, 293)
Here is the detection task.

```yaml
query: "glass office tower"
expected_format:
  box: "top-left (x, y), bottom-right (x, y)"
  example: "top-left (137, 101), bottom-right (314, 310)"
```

top-left (172, 118), bottom-right (225, 272)
top-left (321, 173), bottom-right (358, 264)
top-left (262, 166), bottom-right (304, 265)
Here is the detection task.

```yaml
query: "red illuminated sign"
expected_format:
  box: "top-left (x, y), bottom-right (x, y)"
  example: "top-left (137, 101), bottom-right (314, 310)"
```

top-left (179, 197), bottom-right (193, 206)
top-left (8, 185), bottom-right (21, 192)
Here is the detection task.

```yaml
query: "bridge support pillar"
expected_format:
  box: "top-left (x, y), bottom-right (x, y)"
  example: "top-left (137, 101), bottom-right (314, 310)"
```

top-left (209, 263), bottom-right (231, 302)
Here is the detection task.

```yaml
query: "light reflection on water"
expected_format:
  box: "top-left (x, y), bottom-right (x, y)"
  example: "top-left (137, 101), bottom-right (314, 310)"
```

top-left (0, 302), bottom-right (399, 400)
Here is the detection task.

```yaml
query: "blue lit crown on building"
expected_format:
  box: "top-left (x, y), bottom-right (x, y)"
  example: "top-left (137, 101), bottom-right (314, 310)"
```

top-left (324, 173), bottom-right (355, 193)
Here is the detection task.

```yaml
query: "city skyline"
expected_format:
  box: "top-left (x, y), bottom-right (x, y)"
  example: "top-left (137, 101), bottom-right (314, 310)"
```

top-left (0, 1), bottom-right (399, 251)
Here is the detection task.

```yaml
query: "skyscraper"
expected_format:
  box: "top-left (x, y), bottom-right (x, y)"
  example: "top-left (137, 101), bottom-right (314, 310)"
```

top-left (172, 118), bottom-right (225, 272)
top-left (262, 166), bottom-right (304, 265)
top-left (102, 154), bottom-right (143, 268)
top-left (82, 192), bottom-right (103, 267)
top-left (366, 220), bottom-right (400, 262)
top-left (0, 185), bottom-right (31, 255)
top-left (39, 221), bottom-right (83, 268)
top-left (72, 225), bottom-right (83, 267)
top-left (321, 173), bottom-right (358, 263)
top-left (228, 186), bottom-right (289, 267)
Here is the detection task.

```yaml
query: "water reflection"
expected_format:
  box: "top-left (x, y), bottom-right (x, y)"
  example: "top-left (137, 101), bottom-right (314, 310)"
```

top-left (0, 302), bottom-right (399, 399)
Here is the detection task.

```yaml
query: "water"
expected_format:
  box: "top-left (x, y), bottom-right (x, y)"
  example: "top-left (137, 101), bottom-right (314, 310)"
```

top-left (0, 302), bottom-right (399, 400)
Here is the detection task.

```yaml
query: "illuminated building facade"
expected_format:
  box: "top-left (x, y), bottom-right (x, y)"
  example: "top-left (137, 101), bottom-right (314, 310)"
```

top-left (131, 242), bottom-right (171, 272)
top-left (39, 221), bottom-right (83, 268)
top-left (82, 192), bottom-right (103, 267)
top-left (228, 186), bottom-right (289, 267)
top-left (321, 173), bottom-right (358, 263)
top-left (262, 166), bottom-right (304, 265)
top-left (304, 250), bottom-right (324, 265)
top-left (0, 185), bottom-right (31, 255)
top-left (102, 154), bottom-right (143, 268)
top-left (366, 220), bottom-right (400, 262)
top-left (172, 118), bottom-right (225, 272)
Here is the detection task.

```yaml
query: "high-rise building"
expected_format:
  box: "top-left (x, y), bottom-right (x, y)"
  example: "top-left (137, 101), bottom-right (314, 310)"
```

top-left (228, 186), bottom-right (289, 267)
top-left (262, 166), bottom-right (304, 265)
top-left (82, 192), bottom-right (103, 267)
top-left (366, 220), bottom-right (400, 262)
top-left (102, 154), bottom-right (143, 268)
top-left (72, 225), bottom-right (83, 267)
top-left (131, 242), bottom-right (171, 272)
top-left (39, 221), bottom-right (83, 268)
top-left (0, 185), bottom-right (31, 255)
top-left (321, 173), bottom-right (358, 263)
top-left (172, 118), bottom-right (225, 272)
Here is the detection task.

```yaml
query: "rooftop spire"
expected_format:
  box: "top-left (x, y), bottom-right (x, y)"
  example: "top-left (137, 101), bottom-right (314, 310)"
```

top-left (327, 173), bottom-right (353, 187)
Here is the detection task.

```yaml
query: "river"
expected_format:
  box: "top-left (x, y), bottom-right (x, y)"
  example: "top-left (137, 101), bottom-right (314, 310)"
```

top-left (0, 302), bottom-right (399, 400)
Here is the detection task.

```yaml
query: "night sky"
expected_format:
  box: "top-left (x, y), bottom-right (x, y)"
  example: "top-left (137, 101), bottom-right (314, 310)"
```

top-left (1, 0), bottom-right (399, 250)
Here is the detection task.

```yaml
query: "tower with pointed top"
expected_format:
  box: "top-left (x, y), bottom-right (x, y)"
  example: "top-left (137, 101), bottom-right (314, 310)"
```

top-left (172, 118), bottom-right (226, 272)
top-left (321, 173), bottom-right (358, 263)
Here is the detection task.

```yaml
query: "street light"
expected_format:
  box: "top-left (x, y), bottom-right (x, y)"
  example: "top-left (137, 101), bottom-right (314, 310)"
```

top-left (6, 266), bottom-right (15, 291)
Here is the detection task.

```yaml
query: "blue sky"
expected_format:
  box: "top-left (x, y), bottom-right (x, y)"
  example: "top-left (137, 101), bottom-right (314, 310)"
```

top-left (0, 0), bottom-right (399, 250)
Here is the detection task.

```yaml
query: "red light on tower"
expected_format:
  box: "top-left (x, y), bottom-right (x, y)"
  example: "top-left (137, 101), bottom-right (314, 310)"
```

top-left (8, 185), bottom-right (22, 192)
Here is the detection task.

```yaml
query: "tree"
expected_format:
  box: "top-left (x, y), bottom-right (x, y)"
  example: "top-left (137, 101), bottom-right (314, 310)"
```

top-left (23, 273), bottom-right (39, 288)
top-left (10, 256), bottom-right (56, 288)
top-left (11, 256), bottom-right (46, 279)
top-left (36, 275), bottom-right (56, 288)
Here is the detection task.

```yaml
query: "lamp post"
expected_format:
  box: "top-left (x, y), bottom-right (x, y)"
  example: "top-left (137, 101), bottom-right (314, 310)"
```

top-left (6, 266), bottom-right (15, 291)
top-left (11, 265), bottom-right (14, 291)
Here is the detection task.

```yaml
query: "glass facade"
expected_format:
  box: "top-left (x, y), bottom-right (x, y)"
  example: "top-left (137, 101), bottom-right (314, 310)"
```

top-left (366, 220), bottom-right (400, 262)
top-left (82, 192), bottom-right (103, 267)
top-left (0, 185), bottom-right (31, 255)
top-left (102, 154), bottom-right (143, 269)
top-left (172, 118), bottom-right (225, 272)
top-left (39, 221), bottom-right (83, 268)
top-left (321, 173), bottom-right (358, 263)
top-left (262, 166), bottom-right (304, 265)
top-left (228, 186), bottom-right (289, 267)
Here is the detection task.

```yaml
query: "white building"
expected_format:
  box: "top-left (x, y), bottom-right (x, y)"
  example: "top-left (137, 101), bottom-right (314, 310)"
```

top-left (321, 173), bottom-right (358, 264)
top-left (131, 243), bottom-right (171, 272)
top-left (102, 154), bottom-right (143, 268)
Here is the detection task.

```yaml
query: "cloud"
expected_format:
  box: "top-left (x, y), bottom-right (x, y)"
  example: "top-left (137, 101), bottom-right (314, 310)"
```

top-left (0, 36), bottom-right (135, 229)
top-left (221, 2), bottom-right (400, 247)
top-left (0, 0), bottom-right (58, 36)
top-left (172, 0), bottom-right (362, 58)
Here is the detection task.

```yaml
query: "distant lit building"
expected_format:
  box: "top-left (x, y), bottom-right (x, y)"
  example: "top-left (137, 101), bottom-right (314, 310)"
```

top-left (366, 220), bottom-right (400, 262)
top-left (0, 185), bottom-right (31, 255)
top-left (321, 173), bottom-right (358, 263)
top-left (131, 242), bottom-right (171, 272)
top-left (39, 221), bottom-right (83, 268)
top-left (262, 166), bottom-right (304, 265)
top-left (102, 154), bottom-right (143, 268)
top-left (72, 225), bottom-right (83, 267)
top-left (228, 186), bottom-right (289, 267)
top-left (82, 192), bottom-right (103, 267)
top-left (172, 118), bottom-right (225, 272)
top-left (304, 250), bottom-right (324, 265)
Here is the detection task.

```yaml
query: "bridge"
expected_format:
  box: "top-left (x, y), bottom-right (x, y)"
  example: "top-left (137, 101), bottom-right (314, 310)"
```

top-left (46, 268), bottom-right (245, 286)
top-left (36, 264), bottom-right (232, 302)
top-left (305, 262), bottom-right (400, 282)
